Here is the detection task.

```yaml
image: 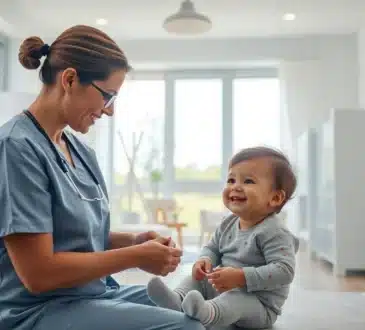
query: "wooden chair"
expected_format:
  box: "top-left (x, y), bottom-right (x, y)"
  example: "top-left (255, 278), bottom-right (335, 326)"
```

top-left (145, 198), bottom-right (187, 249)
top-left (199, 210), bottom-right (227, 247)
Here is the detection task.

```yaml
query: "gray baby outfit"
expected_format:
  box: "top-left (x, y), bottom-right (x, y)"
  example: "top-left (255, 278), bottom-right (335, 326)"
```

top-left (176, 214), bottom-right (299, 329)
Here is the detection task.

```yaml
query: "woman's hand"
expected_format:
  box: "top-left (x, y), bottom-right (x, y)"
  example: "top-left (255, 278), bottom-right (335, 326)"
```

top-left (135, 231), bottom-right (176, 247)
top-left (136, 237), bottom-right (182, 276)
top-left (134, 231), bottom-right (158, 244)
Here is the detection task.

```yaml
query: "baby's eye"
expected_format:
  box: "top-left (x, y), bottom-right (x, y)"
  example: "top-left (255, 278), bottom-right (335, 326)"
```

top-left (244, 178), bottom-right (255, 184)
top-left (227, 178), bottom-right (235, 184)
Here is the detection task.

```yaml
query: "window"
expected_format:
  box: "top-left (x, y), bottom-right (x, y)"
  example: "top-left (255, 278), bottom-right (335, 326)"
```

top-left (108, 72), bottom-right (281, 229)
top-left (172, 78), bottom-right (224, 229)
top-left (174, 193), bottom-right (224, 230)
top-left (174, 79), bottom-right (222, 181)
top-left (233, 78), bottom-right (280, 153)
top-left (113, 79), bottom-right (165, 213)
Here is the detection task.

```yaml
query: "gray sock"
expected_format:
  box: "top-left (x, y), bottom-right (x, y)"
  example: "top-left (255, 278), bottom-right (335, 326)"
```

top-left (182, 290), bottom-right (218, 326)
top-left (147, 277), bottom-right (183, 311)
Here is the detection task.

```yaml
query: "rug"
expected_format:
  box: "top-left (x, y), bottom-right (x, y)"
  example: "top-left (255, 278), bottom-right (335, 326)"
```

top-left (209, 287), bottom-right (365, 330)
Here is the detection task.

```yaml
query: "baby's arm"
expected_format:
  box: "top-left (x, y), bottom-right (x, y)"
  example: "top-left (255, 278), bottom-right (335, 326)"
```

top-left (243, 229), bottom-right (299, 292)
top-left (199, 226), bottom-right (222, 267)
top-left (198, 214), bottom-right (236, 267)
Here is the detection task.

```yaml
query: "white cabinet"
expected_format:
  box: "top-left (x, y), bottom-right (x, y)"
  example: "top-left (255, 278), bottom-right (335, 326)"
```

top-left (296, 128), bottom-right (317, 244)
top-left (310, 109), bottom-right (365, 275)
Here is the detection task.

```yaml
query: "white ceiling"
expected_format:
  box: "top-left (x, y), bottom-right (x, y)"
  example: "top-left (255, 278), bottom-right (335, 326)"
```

top-left (1, 0), bottom-right (365, 40)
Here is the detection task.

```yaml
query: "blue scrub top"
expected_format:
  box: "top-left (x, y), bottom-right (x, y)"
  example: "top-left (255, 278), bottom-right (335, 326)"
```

top-left (0, 113), bottom-right (115, 329)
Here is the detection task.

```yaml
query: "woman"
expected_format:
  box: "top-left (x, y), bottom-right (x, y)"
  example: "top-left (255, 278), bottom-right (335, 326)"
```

top-left (0, 25), bottom-right (204, 330)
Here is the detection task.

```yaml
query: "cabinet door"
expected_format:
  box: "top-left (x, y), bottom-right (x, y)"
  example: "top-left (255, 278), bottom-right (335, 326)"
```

top-left (313, 120), bottom-right (335, 261)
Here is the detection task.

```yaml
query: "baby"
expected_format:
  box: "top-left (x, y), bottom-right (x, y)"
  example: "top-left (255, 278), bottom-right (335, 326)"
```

top-left (147, 146), bottom-right (299, 329)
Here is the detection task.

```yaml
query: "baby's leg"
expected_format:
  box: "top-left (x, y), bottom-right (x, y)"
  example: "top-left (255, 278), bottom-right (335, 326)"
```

top-left (182, 289), bottom-right (275, 328)
top-left (147, 275), bottom-right (211, 311)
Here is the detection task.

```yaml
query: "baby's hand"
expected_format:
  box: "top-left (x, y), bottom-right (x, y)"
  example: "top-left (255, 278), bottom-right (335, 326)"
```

top-left (206, 267), bottom-right (246, 293)
top-left (192, 258), bottom-right (213, 281)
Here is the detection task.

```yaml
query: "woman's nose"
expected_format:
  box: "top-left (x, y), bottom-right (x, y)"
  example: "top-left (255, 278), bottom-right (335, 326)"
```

top-left (103, 103), bottom-right (114, 117)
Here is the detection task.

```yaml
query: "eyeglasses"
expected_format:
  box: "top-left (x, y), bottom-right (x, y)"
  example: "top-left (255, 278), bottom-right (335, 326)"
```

top-left (91, 82), bottom-right (117, 108)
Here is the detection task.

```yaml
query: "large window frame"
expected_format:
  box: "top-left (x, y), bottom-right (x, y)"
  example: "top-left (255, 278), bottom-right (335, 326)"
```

top-left (110, 68), bottom-right (278, 202)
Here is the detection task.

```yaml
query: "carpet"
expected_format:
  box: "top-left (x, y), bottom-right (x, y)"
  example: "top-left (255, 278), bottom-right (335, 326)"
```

top-left (209, 287), bottom-right (365, 330)
top-left (273, 288), bottom-right (365, 329)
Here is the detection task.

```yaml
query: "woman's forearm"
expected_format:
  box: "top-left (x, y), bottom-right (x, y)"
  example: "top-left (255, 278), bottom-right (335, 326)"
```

top-left (24, 246), bottom-right (141, 293)
top-left (5, 233), bottom-right (141, 294)
top-left (35, 247), bottom-right (140, 293)
top-left (108, 231), bottom-right (136, 249)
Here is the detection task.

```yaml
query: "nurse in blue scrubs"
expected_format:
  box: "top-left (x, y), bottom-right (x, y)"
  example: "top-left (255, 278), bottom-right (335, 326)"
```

top-left (0, 25), bottom-right (204, 330)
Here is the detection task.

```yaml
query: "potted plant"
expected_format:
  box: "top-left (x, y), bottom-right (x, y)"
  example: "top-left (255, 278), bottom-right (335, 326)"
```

top-left (172, 206), bottom-right (183, 222)
top-left (150, 168), bottom-right (163, 199)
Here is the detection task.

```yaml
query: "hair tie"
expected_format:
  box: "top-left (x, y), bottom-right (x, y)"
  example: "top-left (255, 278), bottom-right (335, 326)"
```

top-left (40, 44), bottom-right (50, 57)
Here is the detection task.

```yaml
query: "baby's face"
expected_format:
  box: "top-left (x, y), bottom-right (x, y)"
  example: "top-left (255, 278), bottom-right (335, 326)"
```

top-left (223, 157), bottom-right (282, 219)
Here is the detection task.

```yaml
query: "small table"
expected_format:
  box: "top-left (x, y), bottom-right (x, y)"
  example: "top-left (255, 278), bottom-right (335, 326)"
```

top-left (165, 222), bottom-right (188, 249)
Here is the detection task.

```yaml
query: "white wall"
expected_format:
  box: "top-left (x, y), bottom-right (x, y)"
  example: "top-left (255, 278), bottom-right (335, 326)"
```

top-left (279, 61), bottom-right (323, 156)
top-left (119, 35), bottom-right (353, 67)
top-left (7, 34), bottom-right (358, 90)
top-left (7, 41), bottom-right (41, 93)
top-left (358, 29), bottom-right (365, 108)
top-left (0, 91), bottom-right (36, 122)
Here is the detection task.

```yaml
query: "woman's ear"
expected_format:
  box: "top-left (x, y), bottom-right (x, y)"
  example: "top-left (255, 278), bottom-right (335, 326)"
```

top-left (60, 68), bottom-right (78, 92)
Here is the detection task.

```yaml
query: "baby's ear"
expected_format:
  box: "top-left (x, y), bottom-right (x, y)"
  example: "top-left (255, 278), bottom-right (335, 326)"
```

top-left (270, 189), bottom-right (286, 208)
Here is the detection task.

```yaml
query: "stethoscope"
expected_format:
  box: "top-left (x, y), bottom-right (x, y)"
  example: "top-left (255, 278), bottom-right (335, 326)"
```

top-left (23, 110), bottom-right (104, 202)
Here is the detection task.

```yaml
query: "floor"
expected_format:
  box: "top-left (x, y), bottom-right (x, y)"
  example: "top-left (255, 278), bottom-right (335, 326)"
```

top-left (289, 244), bottom-right (365, 292)
top-left (112, 242), bottom-right (365, 329)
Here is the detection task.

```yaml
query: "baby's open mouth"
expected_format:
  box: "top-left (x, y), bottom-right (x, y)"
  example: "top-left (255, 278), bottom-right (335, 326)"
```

top-left (230, 196), bottom-right (247, 202)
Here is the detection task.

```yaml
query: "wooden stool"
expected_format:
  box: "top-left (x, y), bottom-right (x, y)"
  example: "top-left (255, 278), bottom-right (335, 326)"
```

top-left (165, 222), bottom-right (188, 249)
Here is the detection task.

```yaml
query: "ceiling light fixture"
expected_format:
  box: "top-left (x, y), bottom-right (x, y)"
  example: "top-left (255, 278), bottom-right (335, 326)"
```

top-left (163, 0), bottom-right (212, 35)
top-left (96, 18), bottom-right (108, 26)
top-left (283, 13), bottom-right (296, 21)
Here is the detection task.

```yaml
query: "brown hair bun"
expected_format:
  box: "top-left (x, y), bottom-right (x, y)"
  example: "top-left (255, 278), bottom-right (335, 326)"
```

top-left (18, 36), bottom-right (46, 70)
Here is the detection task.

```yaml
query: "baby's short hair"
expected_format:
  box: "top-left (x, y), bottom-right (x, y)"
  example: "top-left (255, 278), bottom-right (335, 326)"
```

top-left (229, 146), bottom-right (297, 212)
